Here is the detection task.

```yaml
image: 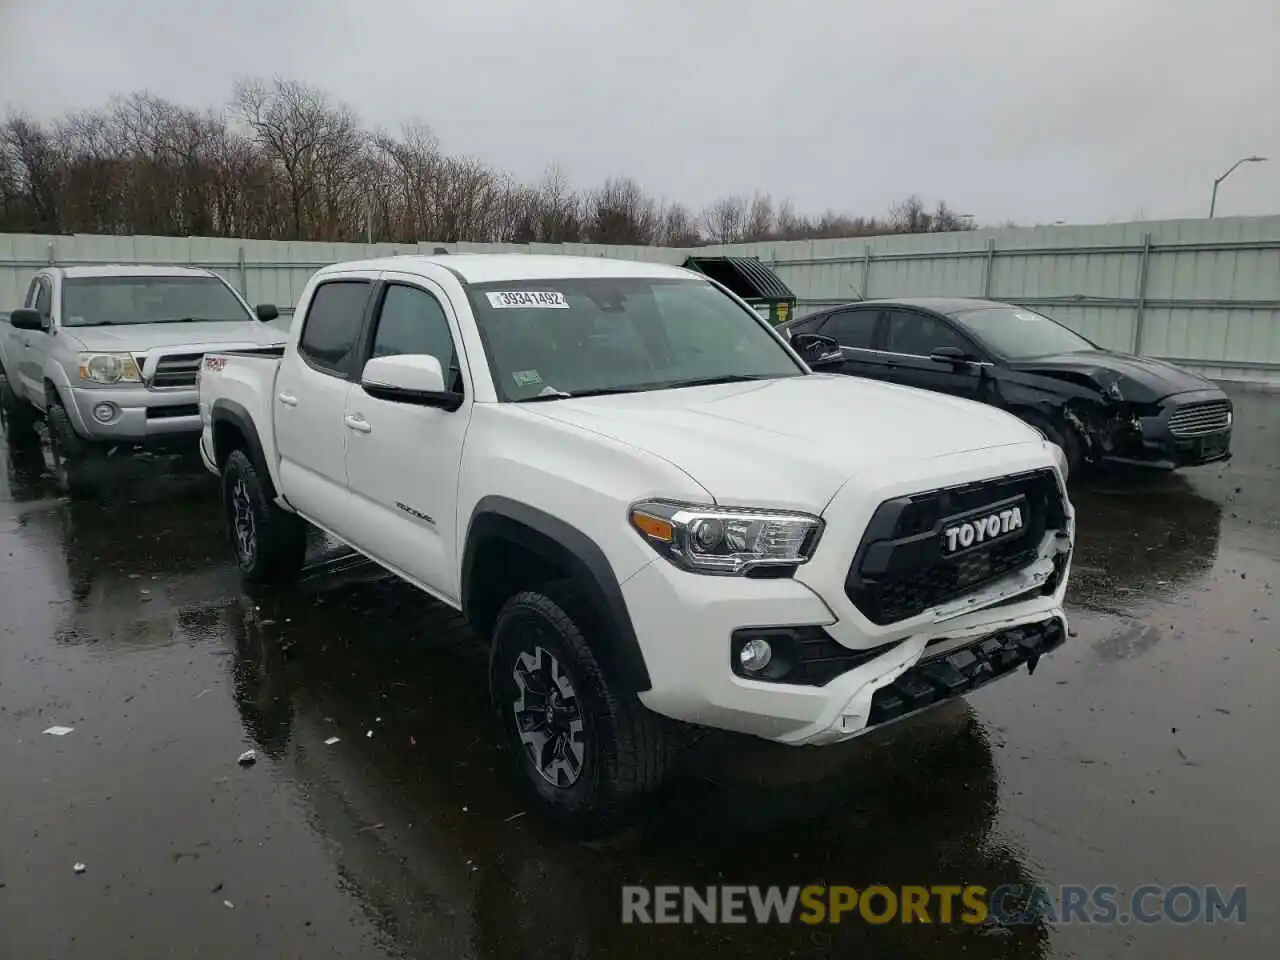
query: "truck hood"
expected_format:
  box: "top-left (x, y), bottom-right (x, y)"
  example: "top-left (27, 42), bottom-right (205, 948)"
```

top-left (60, 321), bottom-right (285, 353)
top-left (522, 374), bottom-right (1041, 511)
top-left (1006, 349), bottom-right (1216, 403)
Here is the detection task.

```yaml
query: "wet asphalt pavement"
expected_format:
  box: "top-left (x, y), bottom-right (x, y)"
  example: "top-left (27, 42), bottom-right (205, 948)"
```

top-left (1, 389), bottom-right (1277, 960)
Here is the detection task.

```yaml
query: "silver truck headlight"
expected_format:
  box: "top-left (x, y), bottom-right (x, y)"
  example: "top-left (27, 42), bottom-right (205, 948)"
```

top-left (629, 500), bottom-right (824, 575)
top-left (78, 352), bottom-right (142, 384)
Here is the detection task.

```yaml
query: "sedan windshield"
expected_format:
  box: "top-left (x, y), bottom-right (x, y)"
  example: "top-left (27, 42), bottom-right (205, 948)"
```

top-left (953, 305), bottom-right (1097, 359)
top-left (61, 276), bottom-right (254, 327)
top-left (466, 277), bottom-right (804, 401)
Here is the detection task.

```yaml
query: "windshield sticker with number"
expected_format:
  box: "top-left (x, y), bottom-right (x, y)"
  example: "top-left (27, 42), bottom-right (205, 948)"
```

top-left (513, 369), bottom-right (543, 386)
top-left (486, 291), bottom-right (569, 309)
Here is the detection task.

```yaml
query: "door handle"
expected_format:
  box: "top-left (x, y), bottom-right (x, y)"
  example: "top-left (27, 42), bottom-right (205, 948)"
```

top-left (344, 414), bottom-right (371, 434)
top-left (277, 392), bottom-right (298, 407)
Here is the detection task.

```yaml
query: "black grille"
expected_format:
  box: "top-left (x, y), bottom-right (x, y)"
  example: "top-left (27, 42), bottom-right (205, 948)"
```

top-left (846, 469), bottom-right (1066, 625)
top-left (146, 404), bottom-right (199, 419)
top-left (150, 352), bottom-right (204, 389)
top-left (866, 616), bottom-right (1065, 727)
top-left (1167, 399), bottom-right (1231, 438)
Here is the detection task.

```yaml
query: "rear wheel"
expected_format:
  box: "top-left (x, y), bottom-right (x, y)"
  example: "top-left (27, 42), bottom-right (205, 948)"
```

top-left (0, 375), bottom-right (40, 452)
top-left (221, 448), bottom-right (308, 583)
top-left (489, 583), bottom-right (675, 836)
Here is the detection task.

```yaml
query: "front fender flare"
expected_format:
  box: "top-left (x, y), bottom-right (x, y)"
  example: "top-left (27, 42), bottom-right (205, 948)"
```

top-left (461, 496), bottom-right (652, 693)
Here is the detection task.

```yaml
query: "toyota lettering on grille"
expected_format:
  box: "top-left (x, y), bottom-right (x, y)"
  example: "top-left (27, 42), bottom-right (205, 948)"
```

top-left (941, 502), bottom-right (1025, 555)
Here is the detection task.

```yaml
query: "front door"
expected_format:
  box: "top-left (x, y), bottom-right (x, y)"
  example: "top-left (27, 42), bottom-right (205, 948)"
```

top-left (16, 277), bottom-right (52, 404)
top-left (273, 278), bottom-right (373, 539)
top-left (342, 276), bottom-right (471, 603)
top-left (817, 308), bottom-right (894, 382)
top-left (878, 310), bottom-right (984, 400)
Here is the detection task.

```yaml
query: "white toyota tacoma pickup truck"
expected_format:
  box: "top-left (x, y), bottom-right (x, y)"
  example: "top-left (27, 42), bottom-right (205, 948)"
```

top-left (197, 253), bottom-right (1075, 832)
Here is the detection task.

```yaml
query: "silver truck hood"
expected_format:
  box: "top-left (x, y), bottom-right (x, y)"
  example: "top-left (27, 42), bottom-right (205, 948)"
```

top-left (60, 321), bottom-right (285, 353)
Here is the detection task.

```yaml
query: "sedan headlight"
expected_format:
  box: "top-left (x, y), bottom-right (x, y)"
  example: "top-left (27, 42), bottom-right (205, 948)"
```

top-left (78, 352), bottom-right (142, 384)
top-left (629, 500), bottom-right (824, 575)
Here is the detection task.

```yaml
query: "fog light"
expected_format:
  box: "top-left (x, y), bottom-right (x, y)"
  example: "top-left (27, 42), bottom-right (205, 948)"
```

top-left (92, 402), bottom-right (118, 423)
top-left (738, 637), bottom-right (773, 673)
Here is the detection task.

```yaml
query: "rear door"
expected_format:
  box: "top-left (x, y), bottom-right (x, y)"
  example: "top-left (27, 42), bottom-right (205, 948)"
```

top-left (816, 307), bottom-right (891, 381)
top-left (341, 274), bottom-right (472, 602)
top-left (877, 309), bottom-right (986, 400)
top-left (273, 277), bottom-right (374, 539)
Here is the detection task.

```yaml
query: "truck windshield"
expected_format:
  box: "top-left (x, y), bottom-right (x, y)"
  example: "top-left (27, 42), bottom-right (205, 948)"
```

top-left (466, 277), bottom-right (805, 401)
top-left (61, 276), bottom-right (253, 327)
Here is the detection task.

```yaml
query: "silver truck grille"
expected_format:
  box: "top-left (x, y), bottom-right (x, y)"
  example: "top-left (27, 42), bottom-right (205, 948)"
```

top-left (1167, 400), bottom-right (1230, 438)
top-left (149, 353), bottom-right (204, 389)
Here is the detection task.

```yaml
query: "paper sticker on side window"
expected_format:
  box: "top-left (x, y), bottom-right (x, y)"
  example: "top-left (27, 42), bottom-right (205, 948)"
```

top-left (486, 291), bottom-right (569, 309)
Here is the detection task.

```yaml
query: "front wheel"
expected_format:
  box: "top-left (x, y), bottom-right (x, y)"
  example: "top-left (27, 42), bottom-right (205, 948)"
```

top-left (47, 401), bottom-right (105, 497)
top-left (489, 585), bottom-right (675, 836)
top-left (1022, 412), bottom-right (1084, 478)
top-left (222, 448), bottom-right (308, 583)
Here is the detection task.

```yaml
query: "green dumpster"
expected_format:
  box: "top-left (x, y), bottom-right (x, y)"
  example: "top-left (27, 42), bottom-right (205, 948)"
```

top-left (681, 255), bottom-right (797, 326)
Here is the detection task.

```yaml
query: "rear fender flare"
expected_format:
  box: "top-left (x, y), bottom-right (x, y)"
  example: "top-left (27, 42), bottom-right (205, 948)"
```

top-left (210, 399), bottom-right (280, 501)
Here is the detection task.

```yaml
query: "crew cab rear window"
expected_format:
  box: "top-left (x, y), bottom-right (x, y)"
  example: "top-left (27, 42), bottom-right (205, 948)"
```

top-left (298, 280), bottom-right (372, 374)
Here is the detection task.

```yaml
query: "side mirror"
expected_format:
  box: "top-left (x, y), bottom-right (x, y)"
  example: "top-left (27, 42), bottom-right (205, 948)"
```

top-left (255, 303), bottom-right (280, 323)
top-left (929, 346), bottom-right (972, 365)
top-left (9, 307), bottom-right (46, 331)
top-left (790, 333), bottom-right (843, 369)
top-left (361, 354), bottom-right (462, 411)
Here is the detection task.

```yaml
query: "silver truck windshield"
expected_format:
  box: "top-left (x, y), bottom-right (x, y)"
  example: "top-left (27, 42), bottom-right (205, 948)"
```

top-left (467, 277), bottom-right (804, 401)
top-left (61, 276), bottom-right (254, 327)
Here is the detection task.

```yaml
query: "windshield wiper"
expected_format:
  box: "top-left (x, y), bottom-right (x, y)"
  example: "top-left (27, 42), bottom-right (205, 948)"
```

top-left (158, 317), bottom-right (243, 323)
top-left (661, 374), bottom-right (777, 390)
top-left (516, 376), bottom-right (777, 402)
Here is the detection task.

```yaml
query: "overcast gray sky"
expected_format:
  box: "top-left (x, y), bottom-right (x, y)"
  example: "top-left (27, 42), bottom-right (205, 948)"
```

top-left (1, 0), bottom-right (1277, 226)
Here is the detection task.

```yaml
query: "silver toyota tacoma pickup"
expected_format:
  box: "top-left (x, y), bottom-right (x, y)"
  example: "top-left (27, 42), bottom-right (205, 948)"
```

top-left (0, 265), bottom-right (285, 492)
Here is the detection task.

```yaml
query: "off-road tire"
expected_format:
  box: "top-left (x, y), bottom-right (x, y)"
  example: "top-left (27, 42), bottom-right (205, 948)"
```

top-left (0, 374), bottom-right (40, 452)
top-left (222, 448), bottom-right (307, 584)
top-left (489, 582), bottom-right (674, 836)
top-left (47, 400), bottom-right (105, 497)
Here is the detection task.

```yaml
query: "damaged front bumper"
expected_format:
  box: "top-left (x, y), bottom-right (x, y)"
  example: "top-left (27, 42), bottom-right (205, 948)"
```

top-left (1080, 388), bottom-right (1234, 470)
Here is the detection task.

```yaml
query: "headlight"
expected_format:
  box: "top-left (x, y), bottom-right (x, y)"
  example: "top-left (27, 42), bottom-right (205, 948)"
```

top-left (78, 352), bottom-right (142, 384)
top-left (629, 500), bottom-right (824, 575)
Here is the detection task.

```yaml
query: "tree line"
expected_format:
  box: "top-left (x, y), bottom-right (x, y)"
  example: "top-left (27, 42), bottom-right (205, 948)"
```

top-left (0, 77), bottom-right (977, 247)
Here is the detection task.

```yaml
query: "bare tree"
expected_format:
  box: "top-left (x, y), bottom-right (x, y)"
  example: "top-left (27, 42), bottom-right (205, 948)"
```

top-left (656, 201), bottom-right (702, 247)
top-left (0, 75), bottom-right (982, 245)
top-left (233, 76), bottom-right (365, 239)
top-left (0, 115), bottom-right (65, 232)
top-left (701, 195), bottom-right (747, 244)
top-left (744, 193), bottom-right (775, 241)
top-left (583, 176), bottom-right (658, 245)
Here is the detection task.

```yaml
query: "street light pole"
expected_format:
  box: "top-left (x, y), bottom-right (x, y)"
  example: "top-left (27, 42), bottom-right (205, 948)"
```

top-left (1209, 156), bottom-right (1267, 218)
